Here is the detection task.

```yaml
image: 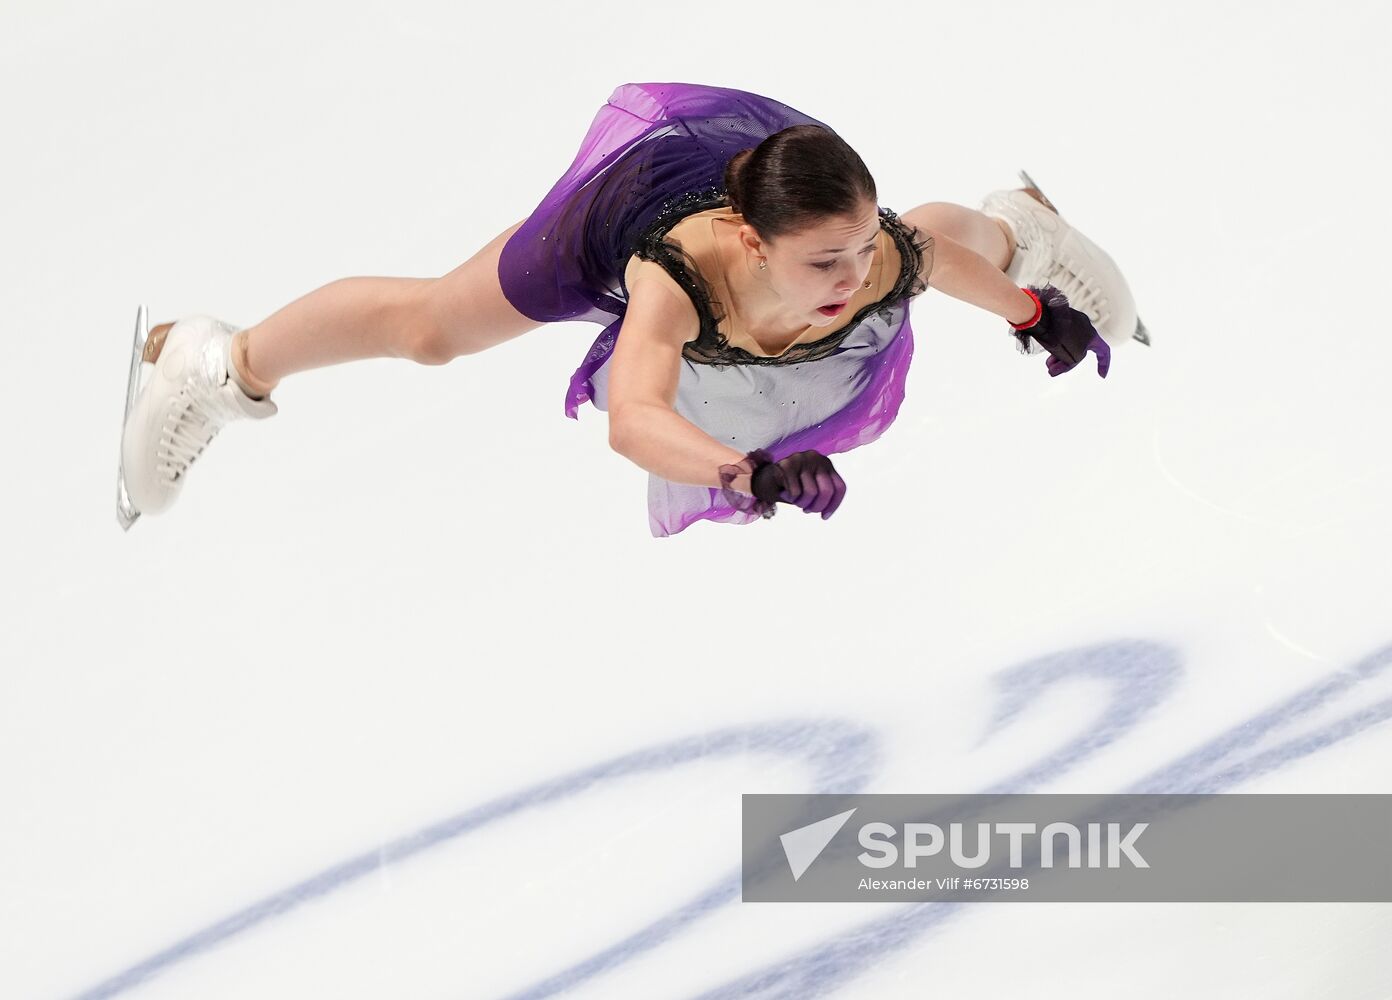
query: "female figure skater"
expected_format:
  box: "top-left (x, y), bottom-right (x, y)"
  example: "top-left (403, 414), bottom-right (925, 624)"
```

top-left (116, 82), bottom-right (1143, 537)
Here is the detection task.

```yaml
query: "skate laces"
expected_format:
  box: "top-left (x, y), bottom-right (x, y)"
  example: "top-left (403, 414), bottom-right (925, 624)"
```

top-left (1041, 252), bottom-right (1110, 329)
top-left (157, 380), bottom-right (233, 483)
top-left (1015, 194), bottom-right (1111, 328)
top-left (159, 393), bottom-right (216, 483)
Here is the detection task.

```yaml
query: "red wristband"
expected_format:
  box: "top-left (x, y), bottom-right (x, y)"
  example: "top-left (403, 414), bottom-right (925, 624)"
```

top-left (1010, 287), bottom-right (1043, 331)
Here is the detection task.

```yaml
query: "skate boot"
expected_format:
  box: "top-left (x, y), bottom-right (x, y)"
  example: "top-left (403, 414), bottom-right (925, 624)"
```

top-left (116, 307), bottom-right (277, 529)
top-left (981, 170), bottom-right (1151, 354)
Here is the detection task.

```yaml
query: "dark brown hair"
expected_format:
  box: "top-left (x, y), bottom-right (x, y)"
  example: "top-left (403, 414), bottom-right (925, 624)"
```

top-left (722, 124), bottom-right (877, 242)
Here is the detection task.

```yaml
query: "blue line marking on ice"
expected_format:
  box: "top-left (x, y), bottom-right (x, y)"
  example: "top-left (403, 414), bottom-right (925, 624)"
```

top-left (687, 641), bottom-right (1392, 1000)
top-left (69, 640), bottom-right (1392, 1000)
top-left (70, 721), bottom-right (879, 1000)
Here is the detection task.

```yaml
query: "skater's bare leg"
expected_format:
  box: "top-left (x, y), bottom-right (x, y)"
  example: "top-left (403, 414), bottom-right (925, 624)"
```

top-left (233, 217), bottom-right (537, 389)
top-left (238, 276), bottom-right (436, 388)
top-left (904, 203), bottom-right (1015, 273)
top-left (121, 217), bottom-right (540, 522)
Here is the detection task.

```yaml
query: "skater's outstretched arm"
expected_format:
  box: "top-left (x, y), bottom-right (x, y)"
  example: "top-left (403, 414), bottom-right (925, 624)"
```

top-left (900, 202), bottom-right (1037, 326)
top-left (919, 230), bottom-right (1039, 326)
top-left (607, 265), bottom-right (754, 495)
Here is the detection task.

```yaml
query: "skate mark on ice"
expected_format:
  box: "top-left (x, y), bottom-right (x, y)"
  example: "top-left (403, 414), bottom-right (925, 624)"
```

top-left (1262, 617), bottom-right (1336, 664)
top-left (1149, 426), bottom-right (1367, 535)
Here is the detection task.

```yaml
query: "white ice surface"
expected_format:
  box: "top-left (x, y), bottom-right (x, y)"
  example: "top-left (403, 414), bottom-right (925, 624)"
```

top-left (2, 1), bottom-right (1390, 998)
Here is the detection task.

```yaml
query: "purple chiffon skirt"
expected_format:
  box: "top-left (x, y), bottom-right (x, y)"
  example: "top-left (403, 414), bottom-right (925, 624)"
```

top-left (498, 82), bottom-right (918, 537)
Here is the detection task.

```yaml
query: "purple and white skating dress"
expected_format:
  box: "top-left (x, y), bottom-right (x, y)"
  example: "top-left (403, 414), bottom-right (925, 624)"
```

top-left (498, 82), bottom-right (934, 536)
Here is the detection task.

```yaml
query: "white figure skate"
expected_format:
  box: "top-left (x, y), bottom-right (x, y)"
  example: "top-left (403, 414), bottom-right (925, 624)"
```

top-left (115, 307), bottom-right (277, 530)
top-left (981, 170), bottom-right (1151, 354)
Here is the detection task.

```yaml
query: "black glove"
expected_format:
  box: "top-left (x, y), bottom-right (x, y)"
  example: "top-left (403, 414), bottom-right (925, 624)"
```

top-left (1013, 284), bottom-right (1110, 378)
top-left (718, 448), bottom-right (847, 520)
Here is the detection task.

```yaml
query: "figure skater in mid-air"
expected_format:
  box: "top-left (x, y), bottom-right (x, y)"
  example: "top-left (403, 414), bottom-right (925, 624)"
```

top-left (116, 81), bottom-right (1147, 537)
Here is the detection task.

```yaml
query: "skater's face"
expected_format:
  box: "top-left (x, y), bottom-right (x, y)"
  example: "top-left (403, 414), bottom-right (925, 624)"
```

top-left (750, 201), bottom-right (882, 325)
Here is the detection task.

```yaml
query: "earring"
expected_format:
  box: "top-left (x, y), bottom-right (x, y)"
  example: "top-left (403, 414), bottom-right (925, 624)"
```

top-left (758, 259), bottom-right (767, 270)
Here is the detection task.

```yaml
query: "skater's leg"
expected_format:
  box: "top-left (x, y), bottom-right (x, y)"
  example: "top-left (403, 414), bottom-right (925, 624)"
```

top-left (120, 216), bottom-right (543, 523)
top-left (422, 217), bottom-right (544, 359)
top-left (238, 217), bottom-right (538, 386)
top-left (903, 203), bottom-right (1015, 273)
top-left (238, 276), bottom-right (436, 388)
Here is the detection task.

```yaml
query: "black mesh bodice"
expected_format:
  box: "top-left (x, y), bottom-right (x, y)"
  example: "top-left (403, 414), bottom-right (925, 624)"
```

top-left (625, 186), bottom-right (935, 368)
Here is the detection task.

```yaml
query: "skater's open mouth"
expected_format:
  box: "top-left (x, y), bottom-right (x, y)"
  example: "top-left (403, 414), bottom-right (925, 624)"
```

top-left (818, 301), bottom-right (848, 316)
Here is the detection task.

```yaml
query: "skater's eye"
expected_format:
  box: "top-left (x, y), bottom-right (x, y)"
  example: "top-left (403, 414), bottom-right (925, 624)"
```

top-left (812, 244), bottom-right (877, 270)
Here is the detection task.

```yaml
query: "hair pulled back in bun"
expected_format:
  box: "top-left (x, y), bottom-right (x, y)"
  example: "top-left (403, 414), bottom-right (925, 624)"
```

top-left (721, 124), bottom-right (877, 241)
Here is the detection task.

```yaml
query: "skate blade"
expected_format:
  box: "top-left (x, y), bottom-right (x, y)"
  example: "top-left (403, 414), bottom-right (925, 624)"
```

top-left (1017, 168), bottom-right (1060, 215)
top-left (116, 304), bottom-right (149, 531)
top-left (1133, 316), bottom-right (1152, 346)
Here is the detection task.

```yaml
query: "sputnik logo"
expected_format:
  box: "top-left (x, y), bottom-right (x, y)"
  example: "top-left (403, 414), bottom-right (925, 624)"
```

top-left (780, 808), bottom-right (857, 881)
